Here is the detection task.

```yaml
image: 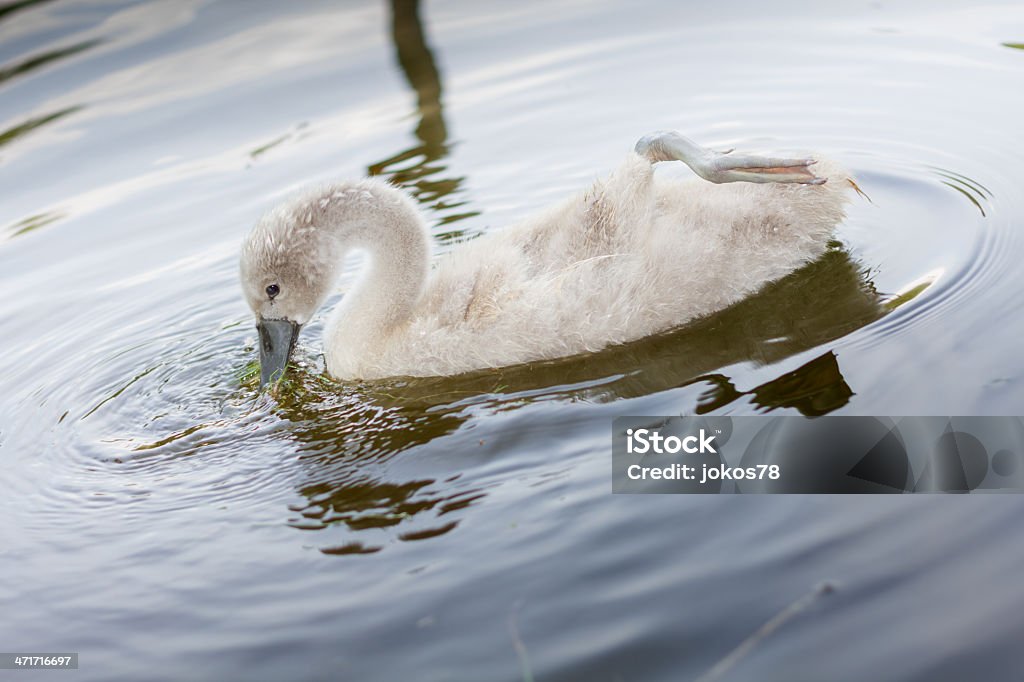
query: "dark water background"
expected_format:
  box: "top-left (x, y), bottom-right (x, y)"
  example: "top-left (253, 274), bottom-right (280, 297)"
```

top-left (2, 0), bottom-right (1024, 680)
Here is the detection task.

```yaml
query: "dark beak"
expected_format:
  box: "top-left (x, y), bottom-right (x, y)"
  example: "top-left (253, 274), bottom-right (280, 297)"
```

top-left (257, 318), bottom-right (301, 387)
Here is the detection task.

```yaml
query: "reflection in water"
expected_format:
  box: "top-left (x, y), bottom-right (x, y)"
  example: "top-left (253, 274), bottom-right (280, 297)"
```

top-left (274, 378), bottom-right (476, 554)
top-left (0, 105), bottom-right (82, 153)
top-left (274, 246), bottom-right (885, 553)
top-left (367, 0), bottom-right (479, 240)
top-left (0, 0), bottom-right (55, 22)
top-left (4, 209), bottom-right (66, 239)
top-left (689, 351), bottom-right (853, 416)
top-left (0, 39), bottom-right (103, 85)
top-left (750, 352), bottom-right (853, 415)
top-left (930, 167), bottom-right (992, 217)
top-left (248, 121), bottom-right (309, 160)
top-left (0, 29), bottom-right (98, 167)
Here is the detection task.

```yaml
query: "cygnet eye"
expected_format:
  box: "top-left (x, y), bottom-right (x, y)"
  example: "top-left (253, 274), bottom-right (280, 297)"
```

top-left (266, 283), bottom-right (280, 299)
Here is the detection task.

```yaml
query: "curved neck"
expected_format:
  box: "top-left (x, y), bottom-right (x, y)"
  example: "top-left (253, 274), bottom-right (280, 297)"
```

top-left (322, 182), bottom-right (430, 370)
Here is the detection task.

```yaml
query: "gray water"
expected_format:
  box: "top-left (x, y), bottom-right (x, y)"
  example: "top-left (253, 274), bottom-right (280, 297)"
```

top-left (2, 1), bottom-right (1024, 680)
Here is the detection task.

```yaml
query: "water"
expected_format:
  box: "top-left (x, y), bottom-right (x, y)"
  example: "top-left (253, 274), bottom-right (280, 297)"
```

top-left (2, 0), bottom-right (1024, 679)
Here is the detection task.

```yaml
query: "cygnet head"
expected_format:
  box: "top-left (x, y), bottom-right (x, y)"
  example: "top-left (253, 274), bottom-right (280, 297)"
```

top-left (240, 188), bottom-right (343, 386)
top-left (240, 179), bottom-right (429, 386)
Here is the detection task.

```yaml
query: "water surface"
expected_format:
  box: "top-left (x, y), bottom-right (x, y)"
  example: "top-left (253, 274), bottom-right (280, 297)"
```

top-left (3, 0), bottom-right (1024, 680)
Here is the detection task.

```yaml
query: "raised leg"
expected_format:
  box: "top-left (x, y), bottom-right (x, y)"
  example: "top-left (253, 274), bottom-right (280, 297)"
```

top-left (635, 130), bottom-right (826, 185)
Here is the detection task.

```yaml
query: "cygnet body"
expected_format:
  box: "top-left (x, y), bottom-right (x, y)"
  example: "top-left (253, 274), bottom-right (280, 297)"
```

top-left (240, 131), bottom-right (851, 384)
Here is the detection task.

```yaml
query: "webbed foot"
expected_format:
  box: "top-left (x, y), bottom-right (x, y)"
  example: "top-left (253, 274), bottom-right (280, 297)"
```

top-left (635, 131), bottom-right (826, 185)
top-left (701, 152), bottom-right (826, 185)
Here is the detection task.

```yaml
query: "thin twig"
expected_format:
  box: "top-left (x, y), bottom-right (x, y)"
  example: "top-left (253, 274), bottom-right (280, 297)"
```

top-left (508, 599), bottom-right (535, 682)
top-left (696, 581), bottom-right (837, 682)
